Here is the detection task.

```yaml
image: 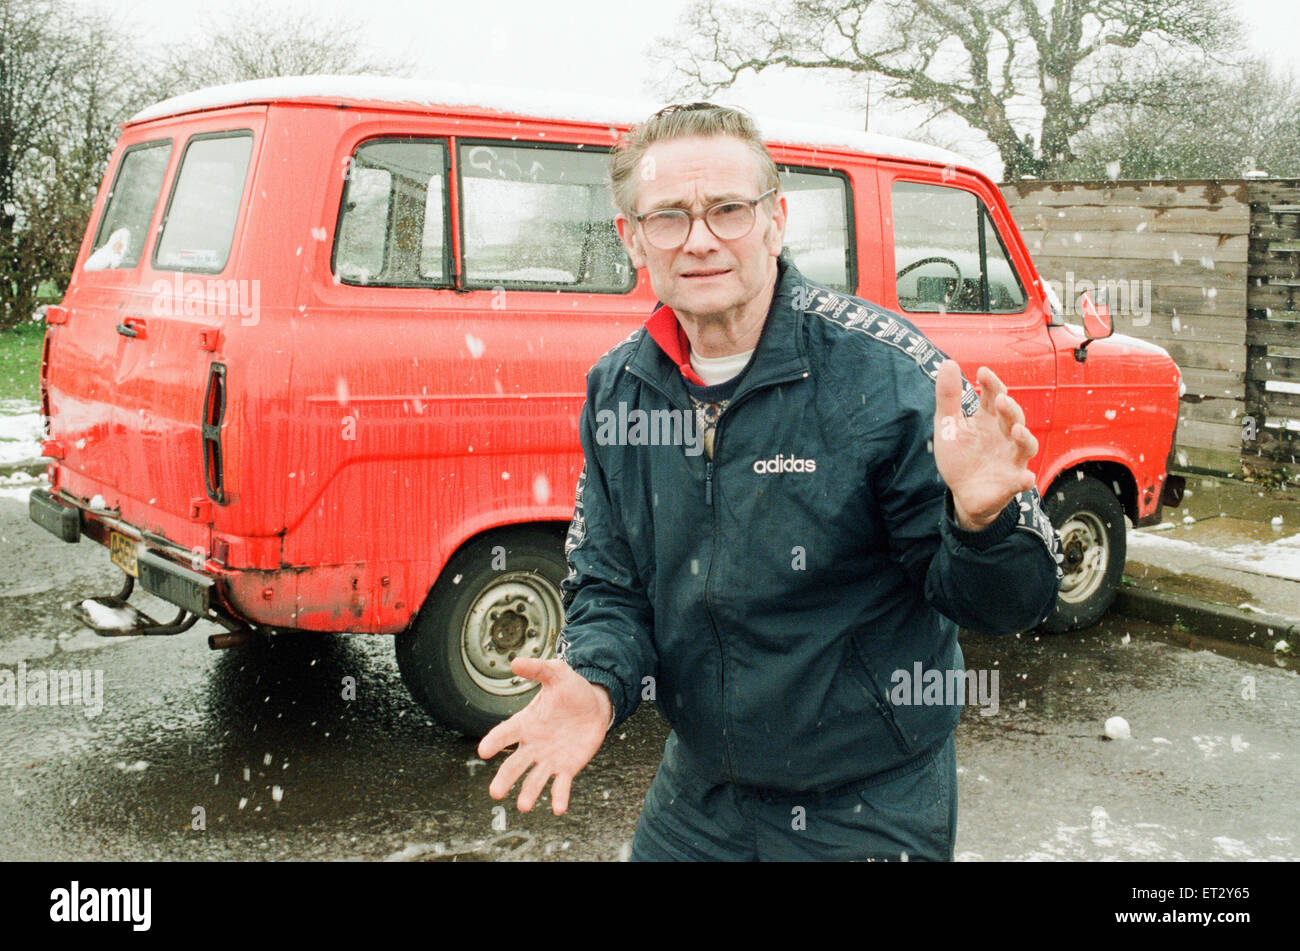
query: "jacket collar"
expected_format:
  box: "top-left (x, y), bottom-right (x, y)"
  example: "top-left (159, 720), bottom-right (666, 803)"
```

top-left (628, 254), bottom-right (810, 404)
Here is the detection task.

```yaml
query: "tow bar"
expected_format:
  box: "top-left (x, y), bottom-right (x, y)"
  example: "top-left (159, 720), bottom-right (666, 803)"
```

top-left (71, 572), bottom-right (201, 637)
top-left (72, 571), bottom-right (255, 649)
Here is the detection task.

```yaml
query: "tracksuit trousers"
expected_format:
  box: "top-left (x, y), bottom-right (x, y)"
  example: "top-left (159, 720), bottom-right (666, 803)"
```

top-left (630, 729), bottom-right (958, 862)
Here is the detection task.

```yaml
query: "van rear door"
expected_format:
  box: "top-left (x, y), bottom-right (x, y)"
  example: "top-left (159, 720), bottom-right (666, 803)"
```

top-left (46, 108), bottom-right (266, 559)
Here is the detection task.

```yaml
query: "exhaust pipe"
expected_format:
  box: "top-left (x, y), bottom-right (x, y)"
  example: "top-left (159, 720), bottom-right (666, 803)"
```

top-left (208, 629), bottom-right (252, 650)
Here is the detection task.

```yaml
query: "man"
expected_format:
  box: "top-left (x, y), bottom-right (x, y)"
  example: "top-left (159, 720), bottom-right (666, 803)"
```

top-left (478, 102), bottom-right (1064, 861)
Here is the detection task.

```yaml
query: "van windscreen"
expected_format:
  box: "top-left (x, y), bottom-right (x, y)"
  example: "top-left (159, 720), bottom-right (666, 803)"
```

top-left (154, 132), bottom-right (254, 273)
top-left (84, 140), bottom-right (172, 271)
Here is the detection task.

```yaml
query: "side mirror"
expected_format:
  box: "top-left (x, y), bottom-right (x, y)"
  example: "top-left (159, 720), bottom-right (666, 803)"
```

top-left (1072, 290), bottom-right (1113, 364)
top-left (1079, 290), bottom-right (1113, 340)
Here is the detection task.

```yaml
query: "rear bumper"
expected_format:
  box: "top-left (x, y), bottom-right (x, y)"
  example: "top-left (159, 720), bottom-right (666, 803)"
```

top-left (29, 486), bottom-right (80, 541)
top-left (29, 487), bottom-right (215, 618)
top-left (30, 486), bottom-right (419, 635)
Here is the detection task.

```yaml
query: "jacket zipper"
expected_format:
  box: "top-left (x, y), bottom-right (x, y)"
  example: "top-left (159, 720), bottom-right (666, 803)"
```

top-left (629, 363), bottom-right (809, 785)
top-left (849, 637), bottom-right (912, 754)
top-left (698, 369), bottom-right (808, 783)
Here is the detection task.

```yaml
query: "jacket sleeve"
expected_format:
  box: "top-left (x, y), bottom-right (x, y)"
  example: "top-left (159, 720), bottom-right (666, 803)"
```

top-left (555, 381), bottom-right (658, 728)
top-left (870, 352), bottom-right (1065, 636)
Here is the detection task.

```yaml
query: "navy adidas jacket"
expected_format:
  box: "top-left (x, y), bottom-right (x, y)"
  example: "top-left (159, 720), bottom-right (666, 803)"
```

top-left (558, 256), bottom-right (1064, 793)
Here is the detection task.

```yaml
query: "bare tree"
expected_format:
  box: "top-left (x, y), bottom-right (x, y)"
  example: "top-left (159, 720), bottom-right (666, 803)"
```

top-left (147, 2), bottom-right (409, 102)
top-left (0, 0), bottom-right (142, 329)
top-left (0, 0), bottom-right (411, 330)
top-left (652, 0), bottom-right (1243, 179)
top-left (1, 0), bottom-right (70, 327)
top-left (1066, 58), bottom-right (1300, 179)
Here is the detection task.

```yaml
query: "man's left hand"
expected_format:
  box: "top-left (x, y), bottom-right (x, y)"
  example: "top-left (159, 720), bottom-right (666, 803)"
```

top-left (933, 360), bottom-right (1038, 531)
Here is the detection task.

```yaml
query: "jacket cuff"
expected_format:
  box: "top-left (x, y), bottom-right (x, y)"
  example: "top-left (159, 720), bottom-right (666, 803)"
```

top-left (943, 489), bottom-right (1019, 551)
top-left (568, 665), bottom-right (630, 729)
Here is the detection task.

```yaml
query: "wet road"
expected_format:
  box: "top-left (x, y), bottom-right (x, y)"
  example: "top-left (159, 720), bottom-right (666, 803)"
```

top-left (1, 486), bottom-right (1297, 861)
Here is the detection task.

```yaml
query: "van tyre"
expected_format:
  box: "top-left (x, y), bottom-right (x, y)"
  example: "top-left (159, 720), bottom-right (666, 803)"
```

top-left (396, 529), bottom-right (566, 738)
top-left (1039, 475), bottom-right (1126, 633)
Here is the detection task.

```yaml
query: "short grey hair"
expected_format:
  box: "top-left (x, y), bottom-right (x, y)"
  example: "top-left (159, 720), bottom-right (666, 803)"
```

top-left (609, 101), bottom-right (781, 218)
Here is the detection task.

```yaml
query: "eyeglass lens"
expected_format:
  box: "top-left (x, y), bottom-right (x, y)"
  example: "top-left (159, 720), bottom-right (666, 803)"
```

top-left (642, 201), bottom-right (757, 249)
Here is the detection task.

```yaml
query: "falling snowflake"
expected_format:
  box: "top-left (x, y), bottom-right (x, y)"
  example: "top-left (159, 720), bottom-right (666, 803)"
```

top-left (532, 473), bottom-right (551, 504)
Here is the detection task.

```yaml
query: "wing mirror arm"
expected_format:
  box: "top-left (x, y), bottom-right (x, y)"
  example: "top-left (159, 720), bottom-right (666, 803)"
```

top-left (1073, 290), bottom-right (1114, 363)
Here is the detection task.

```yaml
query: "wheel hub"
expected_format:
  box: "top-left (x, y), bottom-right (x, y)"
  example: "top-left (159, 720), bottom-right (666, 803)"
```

top-left (488, 602), bottom-right (530, 651)
top-left (1063, 537), bottom-right (1085, 571)
top-left (461, 573), bottom-right (562, 696)
top-left (1058, 512), bottom-right (1108, 604)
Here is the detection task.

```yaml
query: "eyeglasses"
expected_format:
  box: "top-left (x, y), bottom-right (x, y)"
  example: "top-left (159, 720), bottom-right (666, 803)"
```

top-left (633, 187), bottom-right (777, 250)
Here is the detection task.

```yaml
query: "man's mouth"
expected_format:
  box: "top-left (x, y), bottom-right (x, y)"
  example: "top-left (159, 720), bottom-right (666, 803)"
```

top-left (681, 268), bottom-right (731, 279)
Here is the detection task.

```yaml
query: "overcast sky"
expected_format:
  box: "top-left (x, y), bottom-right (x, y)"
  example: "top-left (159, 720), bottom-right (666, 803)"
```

top-left (104, 0), bottom-right (1297, 178)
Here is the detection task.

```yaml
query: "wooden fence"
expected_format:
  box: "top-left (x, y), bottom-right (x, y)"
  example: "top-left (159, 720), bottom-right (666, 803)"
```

top-left (1244, 181), bottom-right (1300, 479)
top-left (1000, 179), bottom-right (1300, 482)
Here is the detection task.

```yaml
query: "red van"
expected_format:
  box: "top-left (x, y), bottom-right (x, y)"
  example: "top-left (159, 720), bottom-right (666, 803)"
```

top-left (29, 78), bottom-right (1183, 735)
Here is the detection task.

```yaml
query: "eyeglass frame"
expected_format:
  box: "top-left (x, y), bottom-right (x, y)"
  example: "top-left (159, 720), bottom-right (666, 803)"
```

top-left (631, 187), bottom-right (779, 249)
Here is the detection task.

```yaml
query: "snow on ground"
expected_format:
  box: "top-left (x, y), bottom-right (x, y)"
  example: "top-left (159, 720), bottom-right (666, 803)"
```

top-left (0, 470), bottom-right (42, 503)
top-left (1128, 524), bottom-right (1300, 584)
top-left (961, 800), bottom-right (1299, 861)
top-left (0, 485), bottom-right (36, 503)
top-left (969, 810), bottom-right (1191, 861)
top-left (0, 399), bottom-right (42, 467)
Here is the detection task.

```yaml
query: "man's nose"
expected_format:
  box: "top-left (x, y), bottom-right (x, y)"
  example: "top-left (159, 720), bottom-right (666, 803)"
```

top-left (680, 213), bottom-right (721, 253)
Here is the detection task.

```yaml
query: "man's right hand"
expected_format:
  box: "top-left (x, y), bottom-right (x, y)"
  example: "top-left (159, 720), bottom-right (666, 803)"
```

top-left (476, 657), bottom-right (612, 816)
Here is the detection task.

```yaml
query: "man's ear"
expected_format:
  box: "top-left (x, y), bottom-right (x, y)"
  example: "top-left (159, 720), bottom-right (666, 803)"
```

top-left (765, 193), bottom-right (788, 256)
top-left (615, 214), bottom-right (647, 270)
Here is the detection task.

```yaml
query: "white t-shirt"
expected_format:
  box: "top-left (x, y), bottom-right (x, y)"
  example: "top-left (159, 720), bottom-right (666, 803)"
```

top-left (689, 347), bottom-right (755, 387)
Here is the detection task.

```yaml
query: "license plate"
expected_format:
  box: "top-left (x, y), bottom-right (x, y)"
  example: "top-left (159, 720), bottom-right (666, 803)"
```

top-left (109, 530), bottom-right (139, 577)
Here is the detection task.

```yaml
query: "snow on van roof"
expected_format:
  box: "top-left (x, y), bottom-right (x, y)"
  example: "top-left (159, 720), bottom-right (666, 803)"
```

top-left (129, 75), bottom-right (974, 171)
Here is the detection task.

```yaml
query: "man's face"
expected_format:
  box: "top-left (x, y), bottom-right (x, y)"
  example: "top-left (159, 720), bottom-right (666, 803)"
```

top-left (615, 135), bottom-right (786, 321)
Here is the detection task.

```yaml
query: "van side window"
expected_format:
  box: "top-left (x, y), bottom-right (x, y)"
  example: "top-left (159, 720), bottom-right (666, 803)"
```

top-left (458, 142), bottom-right (632, 293)
top-left (333, 139), bottom-right (449, 286)
top-left (891, 181), bottom-right (1027, 314)
top-left (776, 166), bottom-right (854, 293)
top-left (84, 140), bottom-right (172, 271)
top-left (154, 132), bottom-right (254, 273)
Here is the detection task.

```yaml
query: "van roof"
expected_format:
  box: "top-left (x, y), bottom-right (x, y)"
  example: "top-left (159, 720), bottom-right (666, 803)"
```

top-left (128, 75), bottom-right (976, 172)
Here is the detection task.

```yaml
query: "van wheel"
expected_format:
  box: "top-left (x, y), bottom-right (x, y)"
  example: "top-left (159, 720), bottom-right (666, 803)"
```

top-left (395, 529), bottom-right (566, 738)
top-left (1039, 476), bottom-right (1126, 633)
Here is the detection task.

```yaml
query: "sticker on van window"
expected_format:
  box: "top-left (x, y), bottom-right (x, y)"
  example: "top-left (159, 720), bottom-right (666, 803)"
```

top-left (170, 249), bottom-right (221, 269)
top-left (154, 133), bottom-right (253, 274)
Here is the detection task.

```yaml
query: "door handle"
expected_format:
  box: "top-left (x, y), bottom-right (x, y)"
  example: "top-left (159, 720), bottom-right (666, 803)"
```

top-left (116, 316), bottom-right (147, 339)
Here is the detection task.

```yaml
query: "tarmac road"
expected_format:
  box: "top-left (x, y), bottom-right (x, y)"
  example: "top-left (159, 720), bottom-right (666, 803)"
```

top-left (1, 489), bottom-right (1297, 861)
